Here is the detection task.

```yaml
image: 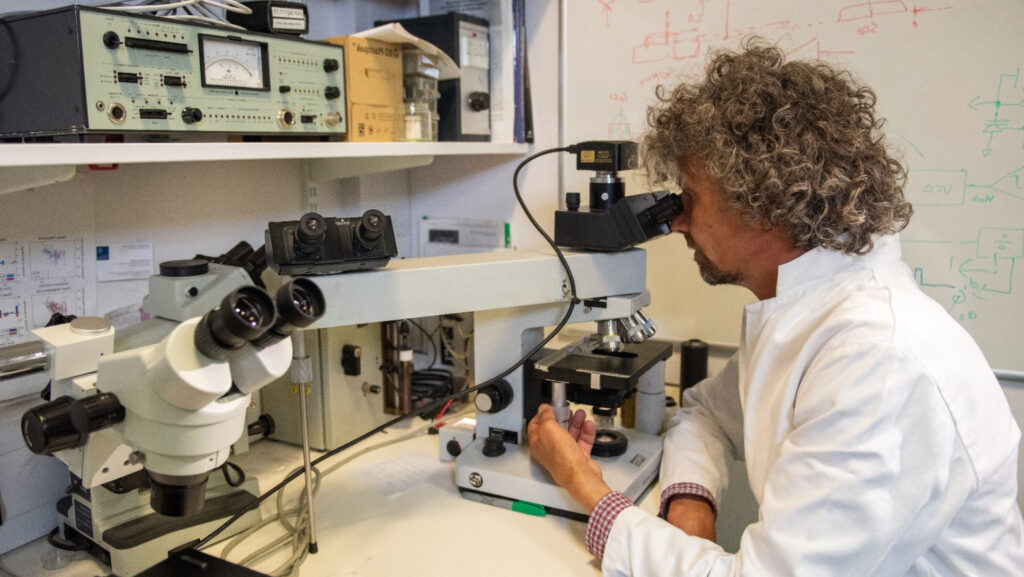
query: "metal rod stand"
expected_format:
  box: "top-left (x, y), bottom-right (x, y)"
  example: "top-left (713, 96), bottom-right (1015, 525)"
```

top-left (291, 332), bottom-right (319, 554)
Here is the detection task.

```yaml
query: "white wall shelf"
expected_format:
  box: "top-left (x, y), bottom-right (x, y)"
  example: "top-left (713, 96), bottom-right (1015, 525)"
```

top-left (0, 141), bottom-right (529, 193)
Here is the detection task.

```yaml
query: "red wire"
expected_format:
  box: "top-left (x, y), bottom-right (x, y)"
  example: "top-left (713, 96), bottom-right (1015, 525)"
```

top-left (434, 398), bottom-right (454, 423)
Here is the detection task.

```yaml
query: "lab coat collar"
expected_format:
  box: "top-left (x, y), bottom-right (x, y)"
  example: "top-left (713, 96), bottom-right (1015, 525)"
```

top-left (744, 234), bottom-right (902, 329)
top-left (775, 234), bottom-right (901, 298)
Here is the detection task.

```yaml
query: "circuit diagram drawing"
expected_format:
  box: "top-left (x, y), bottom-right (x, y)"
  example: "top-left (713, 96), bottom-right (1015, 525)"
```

top-left (904, 164), bottom-right (1023, 322)
top-left (838, 0), bottom-right (911, 22)
top-left (969, 68), bottom-right (1024, 157)
top-left (631, 11), bottom-right (704, 65)
top-left (608, 105), bottom-right (632, 139)
top-left (910, 227), bottom-right (1020, 322)
top-left (837, 0), bottom-right (951, 27)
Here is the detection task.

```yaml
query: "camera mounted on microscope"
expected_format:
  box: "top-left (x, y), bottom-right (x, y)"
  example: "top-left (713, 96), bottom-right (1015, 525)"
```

top-left (554, 140), bottom-right (682, 251)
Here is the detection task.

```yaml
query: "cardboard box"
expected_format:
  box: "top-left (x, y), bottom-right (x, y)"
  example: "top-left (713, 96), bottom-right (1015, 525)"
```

top-left (325, 36), bottom-right (403, 142)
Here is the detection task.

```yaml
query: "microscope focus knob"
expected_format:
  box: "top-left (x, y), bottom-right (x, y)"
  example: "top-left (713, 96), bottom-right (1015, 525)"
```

top-left (70, 392), bottom-right (125, 436)
top-left (22, 396), bottom-right (84, 456)
top-left (474, 379), bottom-right (513, 414)
top-left (482, 434), bottom-right (506, 457)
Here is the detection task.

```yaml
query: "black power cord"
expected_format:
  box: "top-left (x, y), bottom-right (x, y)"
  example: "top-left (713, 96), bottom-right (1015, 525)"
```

top-left (191, 144), bottom-right (582, 552)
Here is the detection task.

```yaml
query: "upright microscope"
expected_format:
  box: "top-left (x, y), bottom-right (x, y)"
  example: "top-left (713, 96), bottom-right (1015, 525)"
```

top-left (454, 141), bottom-right (683, 518)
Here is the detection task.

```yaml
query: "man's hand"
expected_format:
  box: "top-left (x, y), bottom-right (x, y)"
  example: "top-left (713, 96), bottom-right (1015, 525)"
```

top-left (665, 495), bottom-right (717, 541)
top-left (527, 405), bottom-right (613, 512)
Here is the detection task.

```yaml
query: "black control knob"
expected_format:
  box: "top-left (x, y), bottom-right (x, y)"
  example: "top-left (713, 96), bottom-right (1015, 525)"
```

top-left (324, 86), bottom-right (341, 100)
top-left (70, 392), bottom-right (125, 436)
top-left (22, 396), bottom-right (84, 456)
top-left (103, 31), bottom-right (121, 49)
top-left (565, 192), bottom-right (581, 212)
top-left (181, 107), bottom-right (203, 125)
top-left (482, 434), bottom-right (506, 457)
top-left (323, 58), bottom-right (340, 73)
top-left (341, 344), bottom-right (362, 376)
top-left (279, 85), bottom-right (292, 93)
top-left (468, 91), bottom-right (490, 111)
top-left (446, 439), bottom-right (462, 457)
top-left (474, 379), bottom-right (513, 414)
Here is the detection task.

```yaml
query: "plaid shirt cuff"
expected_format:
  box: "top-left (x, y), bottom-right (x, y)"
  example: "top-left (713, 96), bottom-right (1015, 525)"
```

top-left (585, 491), bottom-right (633, 560)
top-left (658, 482), bottom-right (718, 519)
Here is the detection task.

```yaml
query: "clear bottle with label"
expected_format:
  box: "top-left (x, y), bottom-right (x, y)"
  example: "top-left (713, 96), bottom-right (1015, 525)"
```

top-left (400, 50), bottom-right (441, 142)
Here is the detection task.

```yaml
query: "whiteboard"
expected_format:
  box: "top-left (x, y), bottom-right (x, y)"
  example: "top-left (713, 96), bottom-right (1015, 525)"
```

top-left (564, 0), bottom-right (1024, 371)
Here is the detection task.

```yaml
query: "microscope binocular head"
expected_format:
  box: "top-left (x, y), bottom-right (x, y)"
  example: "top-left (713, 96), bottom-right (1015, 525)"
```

top-left (194, 279), bottom-right (326, 360)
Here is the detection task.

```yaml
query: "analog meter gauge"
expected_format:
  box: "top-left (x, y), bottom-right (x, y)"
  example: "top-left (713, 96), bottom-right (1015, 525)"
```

top-left (200, 35), bottom-right (270, 90)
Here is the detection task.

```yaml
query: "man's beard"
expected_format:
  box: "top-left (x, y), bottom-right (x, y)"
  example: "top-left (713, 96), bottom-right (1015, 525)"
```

top-left (684, 234), bottom-right (743, 287)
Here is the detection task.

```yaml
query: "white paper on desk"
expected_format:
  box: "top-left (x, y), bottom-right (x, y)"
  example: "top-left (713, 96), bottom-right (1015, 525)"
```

top-left (356, 455), bottom-right (448, 496)
top-left (353, 23), bottom-right (460, 81)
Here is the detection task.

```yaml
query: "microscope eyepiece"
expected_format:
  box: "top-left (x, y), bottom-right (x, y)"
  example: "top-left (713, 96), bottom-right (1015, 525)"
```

top-left (357, 209), bottom-right (386, 242)
top-left (638, 192), bottom-right (683, 229)
top-left (294, 212), bottom-right (328, 256)
top-left (283, 278), bottom-right (324, 320)
top-left (252, 278), bottom-right (326, 348)
top-left (195, 286), bottom-right (277, 360)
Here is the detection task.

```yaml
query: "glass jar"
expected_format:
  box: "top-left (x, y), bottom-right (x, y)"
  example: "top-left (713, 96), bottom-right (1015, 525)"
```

top-left (400, 49), bottom-right (441, 142)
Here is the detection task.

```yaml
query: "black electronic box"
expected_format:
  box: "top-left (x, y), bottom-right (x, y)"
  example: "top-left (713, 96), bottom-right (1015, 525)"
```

top-left (377, 13), bottom-right (491, 142)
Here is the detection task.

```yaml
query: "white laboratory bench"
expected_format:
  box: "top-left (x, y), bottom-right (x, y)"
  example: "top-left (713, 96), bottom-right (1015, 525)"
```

top-left (0, 417), bottom-right (662, 577)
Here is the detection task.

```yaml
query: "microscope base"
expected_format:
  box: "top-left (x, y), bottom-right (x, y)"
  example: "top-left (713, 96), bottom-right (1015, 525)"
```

top-left (56, 477), bottom-right (262, 576)
top-left (454, 428), bottom-right (661, 520)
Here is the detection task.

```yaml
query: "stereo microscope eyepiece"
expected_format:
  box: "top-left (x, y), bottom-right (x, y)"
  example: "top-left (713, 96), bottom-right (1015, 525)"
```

top-left (195, 286), bottom-right (277, 360)
top-left (252, 277), bottom-right (326, 347)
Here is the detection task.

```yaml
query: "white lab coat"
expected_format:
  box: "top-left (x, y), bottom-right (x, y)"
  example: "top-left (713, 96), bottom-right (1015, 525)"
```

top-left (601, 235), bottom-right (1024, 576)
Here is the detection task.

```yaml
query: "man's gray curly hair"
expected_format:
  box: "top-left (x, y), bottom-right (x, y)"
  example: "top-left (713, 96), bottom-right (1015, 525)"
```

top-left (640, 37), bottom-right (912, 254)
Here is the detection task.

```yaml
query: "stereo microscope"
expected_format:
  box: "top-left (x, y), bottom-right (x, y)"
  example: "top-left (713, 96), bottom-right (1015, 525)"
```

top-left (1, 260), bottom-right (324, 576)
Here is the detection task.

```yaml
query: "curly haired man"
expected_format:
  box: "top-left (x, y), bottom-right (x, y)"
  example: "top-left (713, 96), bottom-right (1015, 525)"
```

top-left (528, 38), bottom-right (1024, 576)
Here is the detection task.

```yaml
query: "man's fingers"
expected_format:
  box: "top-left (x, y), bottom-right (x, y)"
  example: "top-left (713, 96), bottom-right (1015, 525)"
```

top-left (577, 419), bottom-right (597, 457)
top-left (567, 409), bottom-right (587, 439)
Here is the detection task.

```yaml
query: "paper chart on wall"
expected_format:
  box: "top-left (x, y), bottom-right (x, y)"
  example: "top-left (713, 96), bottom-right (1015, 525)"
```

top-left (0, 235), bottom-right (92, 346)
